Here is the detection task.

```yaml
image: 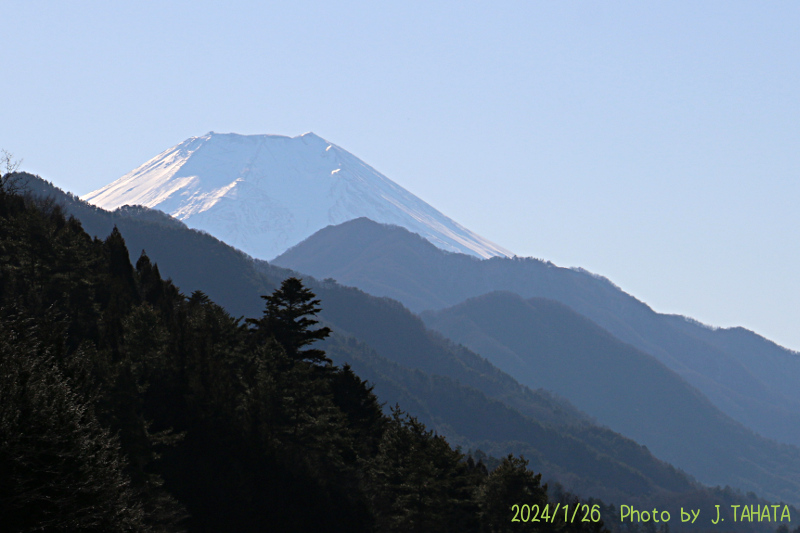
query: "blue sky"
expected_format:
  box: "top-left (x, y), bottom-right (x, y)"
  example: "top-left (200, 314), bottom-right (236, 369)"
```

top-left (4, 1), bottom-right (799, 349)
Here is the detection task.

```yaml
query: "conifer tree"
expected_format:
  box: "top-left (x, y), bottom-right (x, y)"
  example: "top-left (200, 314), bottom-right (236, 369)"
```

top-left (478, 454), bottom-right (549, 532)
top-left (248, 277), bottom-right (331, 364)
top-left (368, 407), bottom-right (478, 533)
top-left (0, 319), bottom-right (151, 532)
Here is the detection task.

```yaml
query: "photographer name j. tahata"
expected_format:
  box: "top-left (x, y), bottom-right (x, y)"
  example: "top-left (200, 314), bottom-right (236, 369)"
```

top-left (620, 504), bottom-right (791, 525)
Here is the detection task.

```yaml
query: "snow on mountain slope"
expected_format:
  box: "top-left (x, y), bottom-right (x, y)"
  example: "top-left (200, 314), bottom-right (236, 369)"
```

top-left (83, 132), bottom-right (512, 260)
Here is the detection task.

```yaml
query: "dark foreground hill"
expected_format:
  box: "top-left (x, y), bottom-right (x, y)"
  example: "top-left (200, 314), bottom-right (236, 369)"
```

top-left (11, 173), bottom-right (800, 526)
top-left (15, 173), bottom-right (709, 506)
top-left (3, 177), bottom-right (621, 532)
top-left (273, 217), bottom-right (800, 452)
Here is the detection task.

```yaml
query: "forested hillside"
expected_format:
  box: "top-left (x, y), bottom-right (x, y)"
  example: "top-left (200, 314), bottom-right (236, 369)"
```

top-left (7, 173), bottom-right (798, 532)
top-left (0, 177), bottom-right (612, 531)
top-left (17, 172), bottom-right (710, 505)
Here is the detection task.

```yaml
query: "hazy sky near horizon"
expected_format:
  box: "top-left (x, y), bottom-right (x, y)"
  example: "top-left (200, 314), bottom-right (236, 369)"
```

top-left (3, 2), bottom-right (799, 350)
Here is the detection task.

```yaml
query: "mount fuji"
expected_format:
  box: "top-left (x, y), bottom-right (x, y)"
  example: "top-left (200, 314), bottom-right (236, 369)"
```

top-left (83, 132), bottom-right (512, 261)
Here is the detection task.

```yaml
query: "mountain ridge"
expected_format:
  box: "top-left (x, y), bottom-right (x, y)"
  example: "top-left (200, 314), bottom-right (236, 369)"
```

top-left (21, 170), bottom-right (797, 514)
top-left (82, 132), bottom-right (511, 260)
top-left (273, 217), bottom-right (800, 450)
top-left (420, 291), bottom-right (776, 486)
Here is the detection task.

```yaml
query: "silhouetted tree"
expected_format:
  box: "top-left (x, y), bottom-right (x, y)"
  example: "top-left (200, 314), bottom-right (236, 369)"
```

top-left (478, 454), bottom-right (548, 532)
top-left (248, 277), bottom-right (331, 365)
top-left (368, 407), bottom-right (478, 533)
top-left (0, 150), bottom-right (23, 194)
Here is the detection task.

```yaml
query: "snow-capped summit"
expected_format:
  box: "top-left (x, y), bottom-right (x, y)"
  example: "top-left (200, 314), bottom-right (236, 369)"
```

top-left (83, 132), bottom-right (513, 260)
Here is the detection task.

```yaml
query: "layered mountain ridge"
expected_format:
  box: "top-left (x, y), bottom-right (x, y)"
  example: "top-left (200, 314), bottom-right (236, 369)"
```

top-left (274, 217), bottom-right (800, 450)
top-left (50, 131), bottom-right (800, 510)
top-left (15, 171), bottom-right (800, 522)
top-left (17, 173), bottom-right (707, 506)
top-left (83, 132), bottom-right (511, 260)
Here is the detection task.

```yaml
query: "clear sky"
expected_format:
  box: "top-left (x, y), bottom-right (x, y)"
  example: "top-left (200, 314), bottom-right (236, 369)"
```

top-left (4, 1), bottom-right (799, 350)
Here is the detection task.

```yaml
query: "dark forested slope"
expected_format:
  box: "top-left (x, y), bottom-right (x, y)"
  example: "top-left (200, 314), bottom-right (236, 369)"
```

top-left (8, 173), bottom-right (800, 530)
top-left (2, 178), bottom-right (615, 532)
top-left (12, 172), bottom-right (713, 506)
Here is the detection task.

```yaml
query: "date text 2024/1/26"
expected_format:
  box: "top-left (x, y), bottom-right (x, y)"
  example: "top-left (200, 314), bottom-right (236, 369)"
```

top-left (511, 503), bottom-right (602, 524)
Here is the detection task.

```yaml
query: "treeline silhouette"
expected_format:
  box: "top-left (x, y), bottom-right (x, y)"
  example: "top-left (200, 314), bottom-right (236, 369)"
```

top-left (0, 183), bottom-right (611, 531)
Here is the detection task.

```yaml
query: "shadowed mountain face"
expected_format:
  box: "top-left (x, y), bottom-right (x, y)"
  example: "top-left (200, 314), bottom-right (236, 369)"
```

top-left (16, 173), bottom-right (701, 506)
top-left (420, 292), bottom-right (800, 494)
top-left (20, 173), bottom-right (800, 508)
top-left (273, 217), bottom-right (800, 449)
